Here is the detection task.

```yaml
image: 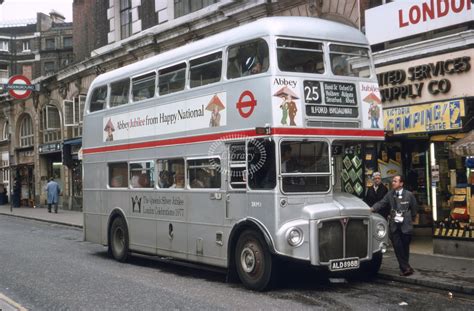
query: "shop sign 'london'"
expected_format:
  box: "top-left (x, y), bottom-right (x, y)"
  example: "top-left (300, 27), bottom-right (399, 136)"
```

top-left (365, 0), bottom-right (473, 45)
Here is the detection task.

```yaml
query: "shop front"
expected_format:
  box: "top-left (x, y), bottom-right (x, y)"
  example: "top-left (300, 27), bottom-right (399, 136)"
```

top-left (13, 149), bottom-right (35, 207)
top-left (63, 138), bottom-right (82, 210)
top-left (38, 142), bottom-right (63, 208)
top-left (376, 51), bottom-right (474, 257)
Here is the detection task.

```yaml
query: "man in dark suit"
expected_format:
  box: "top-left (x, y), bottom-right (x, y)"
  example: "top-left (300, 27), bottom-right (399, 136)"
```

top-left (371, 175), bottom-right (418, 276)
top-left (364, 172), bottom-right (388, 218)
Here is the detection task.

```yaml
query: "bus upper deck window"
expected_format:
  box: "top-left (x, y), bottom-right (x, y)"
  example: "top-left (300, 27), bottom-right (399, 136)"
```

top-left (132, 72), bottom-right (156, 101)
top-left (89, 86), bottom-right (107, 112)
top-left (227, 39), bottom-right (269, 79)
top-left (110, 78), bottom-right (130, 107)
top-left (158, 63), bottom-right (186, 95)
top-left (277, 39), bottom-right (324, 74)
top-left (190, 52), bottom-right (222, 88)
top-left (329, 44), bottom-right (371, 78)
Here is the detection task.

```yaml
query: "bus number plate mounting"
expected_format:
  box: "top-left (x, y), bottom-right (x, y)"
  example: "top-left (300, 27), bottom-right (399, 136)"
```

top-left (329, 257), bottom-right (359, 272)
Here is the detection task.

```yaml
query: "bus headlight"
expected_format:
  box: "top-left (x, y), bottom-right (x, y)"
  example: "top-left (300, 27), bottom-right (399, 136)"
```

top-left (376, 223), bottom-right (387, 239)
top-left (286, 227), bottom-right (303, 247)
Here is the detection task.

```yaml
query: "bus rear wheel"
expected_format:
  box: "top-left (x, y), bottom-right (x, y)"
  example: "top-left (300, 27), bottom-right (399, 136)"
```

top-left (235, 229), bottom-right (274, 291)
top-left (109, 217), bottom-right (129, 262)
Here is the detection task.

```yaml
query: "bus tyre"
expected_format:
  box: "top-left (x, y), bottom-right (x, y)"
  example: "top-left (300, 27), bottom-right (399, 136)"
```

top-left (109, 217), bottom-right (129, 262)
top-left (235, 230), bottom-right (274, 291)
top-left (355, 251), bottom-right (382, 280)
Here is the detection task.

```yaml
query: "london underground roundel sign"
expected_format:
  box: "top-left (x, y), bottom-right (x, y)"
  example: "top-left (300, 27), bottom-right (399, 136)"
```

top-left (8, 75), bottom-right (33, 99)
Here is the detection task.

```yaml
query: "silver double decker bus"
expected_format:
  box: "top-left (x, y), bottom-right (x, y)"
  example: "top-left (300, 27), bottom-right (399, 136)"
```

top-left (83, 17), bottom-right (389, 291)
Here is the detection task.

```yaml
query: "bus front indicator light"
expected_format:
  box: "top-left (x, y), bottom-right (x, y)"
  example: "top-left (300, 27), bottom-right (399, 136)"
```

top-left (286, 227), bottom-right (303, 247)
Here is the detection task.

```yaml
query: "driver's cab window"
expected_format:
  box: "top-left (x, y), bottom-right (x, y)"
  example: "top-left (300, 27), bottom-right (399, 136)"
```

top-left (280, 140), bottom-right (330, 193)
top-left (248, 139), bottom-right (276, 190)
top-left (228, 143), bottom-right (246, 189)
top-left (227, 39), bottom-right (269, 79)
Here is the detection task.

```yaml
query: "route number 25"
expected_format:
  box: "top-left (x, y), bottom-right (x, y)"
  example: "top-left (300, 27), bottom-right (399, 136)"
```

top-left (303, 81), bottom-right (322, 104)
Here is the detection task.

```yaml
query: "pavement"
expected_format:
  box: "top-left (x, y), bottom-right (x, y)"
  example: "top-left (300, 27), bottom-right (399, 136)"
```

top-left (0, 204), bottom-right (473, 295)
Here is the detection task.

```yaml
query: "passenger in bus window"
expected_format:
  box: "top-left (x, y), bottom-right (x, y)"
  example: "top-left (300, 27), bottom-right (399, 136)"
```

top-left (170, 173), bottom-right (185, 189)
top-left (158, 170), bottom-right (172, 188)
top-left (242, 56), bottom-right (262, 76)
top-left (191, 169), bottom-right (207, 188)
top-left (138, 174), bottom-right (150, 188)
top-left (110, 175), bottom-right (124, 187)
top-left (281, 145), bottom-right (297, 173)
top-left (333, 64), bottom-right (345, 75)
top-left (131, 173), bottom-right (141, 188)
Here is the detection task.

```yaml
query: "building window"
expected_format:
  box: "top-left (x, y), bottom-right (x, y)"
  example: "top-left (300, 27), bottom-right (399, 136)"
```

top-left (0, 40), bottom-right (8, 51)
top-left (44, 61), bottom-right (55, 74)
top-left (0, 63), bottom-right (8, 81)
top-left (19, 115), bottom-right (34, 147)
top-left (174, 0), bottom-right (218, 18)
top-left (2, 121), bottom-right (9, 141)
top-left (45, 38), bottom-right (55, 50)
top-left (63, 37), bottom-right (72, 48)
top-left (42, 105), bottom-right (61, 143)
top-left (22, 40), bottom-right (30, 52)
top-left (120, 0), bottom-right (132, 39)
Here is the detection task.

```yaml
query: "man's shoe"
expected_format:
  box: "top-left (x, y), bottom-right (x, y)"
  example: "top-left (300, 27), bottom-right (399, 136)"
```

top-left (48, 210), bottom-right (51, 213)
top-left (399, 268), bottom-right (414, 276)
top-left (54, 211), bottom-right (58, 214)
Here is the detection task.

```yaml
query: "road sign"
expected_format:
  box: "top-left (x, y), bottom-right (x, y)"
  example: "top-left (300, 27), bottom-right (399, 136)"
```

top-left (236, 90), bottom-right (257, 118)
top-left (5, 75), bottom-right (33, 99)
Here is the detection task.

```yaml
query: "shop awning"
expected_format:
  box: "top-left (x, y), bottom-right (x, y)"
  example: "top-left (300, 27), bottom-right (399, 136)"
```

top-left (451, 130), bottom-right (474, 156)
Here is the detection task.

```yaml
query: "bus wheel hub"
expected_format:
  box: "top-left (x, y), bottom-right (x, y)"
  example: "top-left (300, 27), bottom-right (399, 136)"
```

top-left (241, 246), bottom-right (256, 273)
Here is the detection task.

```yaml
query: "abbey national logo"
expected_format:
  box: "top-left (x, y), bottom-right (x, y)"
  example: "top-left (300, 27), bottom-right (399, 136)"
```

top-left (131, 196), bottom-right (142, 213)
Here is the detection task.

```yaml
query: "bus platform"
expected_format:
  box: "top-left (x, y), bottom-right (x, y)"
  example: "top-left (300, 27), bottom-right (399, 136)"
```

top-left (0, 204), bottom-right (472, 295)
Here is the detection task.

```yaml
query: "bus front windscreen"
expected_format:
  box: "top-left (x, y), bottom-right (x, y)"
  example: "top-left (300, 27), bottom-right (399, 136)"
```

top-left (280, 141), bottom-right (330, 193)
top-left (329, 44), bottom-right (371, 78)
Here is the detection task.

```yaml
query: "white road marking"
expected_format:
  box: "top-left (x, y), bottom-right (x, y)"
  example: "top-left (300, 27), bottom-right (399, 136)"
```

top-left (0, 293), bottom-right (27, 311)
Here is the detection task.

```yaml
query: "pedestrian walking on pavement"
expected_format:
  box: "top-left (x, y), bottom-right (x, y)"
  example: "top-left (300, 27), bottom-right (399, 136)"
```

top-left (364, 172), bottom-right (389, 218)
top-left (45, 177), bottom-right (61, 213)
top-left (371, 175), bottom-right (418, 276)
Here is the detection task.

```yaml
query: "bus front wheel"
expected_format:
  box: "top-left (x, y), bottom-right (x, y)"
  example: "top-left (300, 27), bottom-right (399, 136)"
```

top-left (235, 229), bottom-right (274, 291)
top-left (109, 217), bottom-right (129, 262)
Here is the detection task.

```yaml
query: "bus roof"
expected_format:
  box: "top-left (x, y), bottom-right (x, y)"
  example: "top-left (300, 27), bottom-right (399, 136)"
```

top-left (90, 16), bottom-right (368, 87)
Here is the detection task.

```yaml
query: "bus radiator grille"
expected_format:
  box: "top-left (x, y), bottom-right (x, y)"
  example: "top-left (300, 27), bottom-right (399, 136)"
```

top-left (318, 218), bottom-right (368, 263)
